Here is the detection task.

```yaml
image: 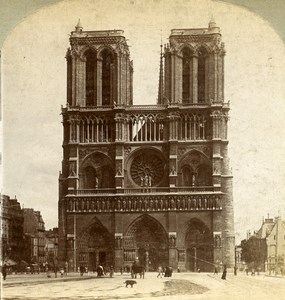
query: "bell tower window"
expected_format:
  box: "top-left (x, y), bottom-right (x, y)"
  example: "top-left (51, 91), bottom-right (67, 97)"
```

top-left (182, 48), bottom-right (191, 104)
top-left (85, 50), bottom-right (96, 106)
top-left (101, 49), bottom-right (113, 106)
top-left (198, 48), bottom-right (207, 103)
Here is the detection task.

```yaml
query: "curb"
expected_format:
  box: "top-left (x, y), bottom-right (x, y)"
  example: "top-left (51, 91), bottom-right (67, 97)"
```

top-left (3, 276), bottom-right (97, 288)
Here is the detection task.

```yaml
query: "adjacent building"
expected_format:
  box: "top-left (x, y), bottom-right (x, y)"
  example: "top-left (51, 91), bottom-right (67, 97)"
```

top-left (23, 208), bottom-right (46, 263)
top-left (58, 20), bottom-right (235, 272)
top-left (45, 227), bottom-right (59, 263)
top-left (0, 194), bottom-right (24, 263)
top-left (256, 216), bottom-right (285, 273)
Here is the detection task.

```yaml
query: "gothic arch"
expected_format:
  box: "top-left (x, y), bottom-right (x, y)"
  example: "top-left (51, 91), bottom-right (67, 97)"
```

top-left (80, 46), bottom-right (97, 59)
top-left (184, 218), bottom-right (213, 271)
top-left (80, 152), bottom-right (114, 189)
top-left (124, 214), bottom-right (168, 270)
top-left (85, 49), bottom-right (97, 106)
top-left (101, 48), bottom-right (115, 106)
top-left (182, 47), bottom-right (193, 104)
top-left (78, 217), bottom-right (114, 269)
top-left (177, 44), bottom-right (195, 56)
top-left (97, 45), bottom-right (117, 59)
top-left (178, 150), bottom-right (212, 186)
top-left (196, 46), bottom-right (209, 103)
top-left (181, 165), bottom-right (194, 186)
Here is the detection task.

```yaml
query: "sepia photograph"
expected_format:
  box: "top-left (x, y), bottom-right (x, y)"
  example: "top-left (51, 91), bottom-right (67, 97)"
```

top-left (1, 0), bottom-right (285, 299)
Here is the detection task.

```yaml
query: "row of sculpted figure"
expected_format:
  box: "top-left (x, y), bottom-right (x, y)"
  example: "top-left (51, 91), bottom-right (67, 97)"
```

top-left (67, 195), bottom-right (222, 212)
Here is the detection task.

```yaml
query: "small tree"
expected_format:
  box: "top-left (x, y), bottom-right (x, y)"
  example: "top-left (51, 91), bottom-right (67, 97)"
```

top-left (241, 236), bottom-right (267, 270)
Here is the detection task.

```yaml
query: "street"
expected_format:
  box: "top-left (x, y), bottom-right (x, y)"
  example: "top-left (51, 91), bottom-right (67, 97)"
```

top-left (2, 272), bottom-right (285, 299)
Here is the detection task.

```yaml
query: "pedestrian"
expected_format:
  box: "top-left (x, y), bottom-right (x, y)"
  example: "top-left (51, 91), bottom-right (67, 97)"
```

top-left (2, 263), bottom-right (7, 280)
top-left (60, 268), bottom-right (64, 277)
top-left (46, 264), bottom-right (51, 278)
top-left (245, 267), bottom-right (249, 275)
top-left (221, 264), bottom-right (227, 280)
top-left (213, 266), bottom-right (218, 275)
top-left (234, 265), bottom-right (238, 276)
top-left (110, 265), bottom-right (114, 278)
top-left (64, 261), bottom-right (68, 276)
top-left (157, 266), bottom-right (163, 278)
top-left (80, 265), bottom-right (85, 276)
top-left (54, 265), bottom-right (58, 278)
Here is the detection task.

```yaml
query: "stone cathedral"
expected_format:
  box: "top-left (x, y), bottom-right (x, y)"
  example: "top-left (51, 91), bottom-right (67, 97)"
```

top-left (58, 19), bottom-right (235, 272)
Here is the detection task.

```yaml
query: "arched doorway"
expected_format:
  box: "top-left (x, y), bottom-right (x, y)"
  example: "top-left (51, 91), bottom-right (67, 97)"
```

top-left (78, 220), bottom-right (114, 272)
top-left (124, 215), bottom-right (168, 271)
top-left (185, 219), bottom-right (213, 272)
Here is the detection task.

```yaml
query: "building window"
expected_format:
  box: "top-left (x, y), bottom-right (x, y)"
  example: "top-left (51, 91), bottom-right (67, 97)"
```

top-left (182, 48), bottom-right (191, 104)
top-left (101, 49), bottom-right (113, 106)
top-left (197, 48), bottom-right (207, 103)
top-left (85, 50), bottom-right (96, 106)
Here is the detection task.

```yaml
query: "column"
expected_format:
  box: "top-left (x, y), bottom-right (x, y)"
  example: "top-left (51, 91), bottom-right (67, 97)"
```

top-left (192, 54), bottom-right (198, 103)
top-left (115, 233), bottom-right (123, 272)
top-left (69, 121), bottom-right (72, 142)
top-left (213, 54), bottom-right (218, 102)
top-left (86, 121), bottom-right (90, 142)
top-left (144, 117), bottom-right (147, 141)
top-left (168, 232), bottom-right (177, 269)
top-left (193, 116), bottom-right (196, 140)
top-left (96, 58), bottom-right (102, 106)
top-left (76, 121), bottom-right (79, 142)
top-left (96, 120), bottom-right (99, 142)
top-left (91, 121), bottom-right (94, 142)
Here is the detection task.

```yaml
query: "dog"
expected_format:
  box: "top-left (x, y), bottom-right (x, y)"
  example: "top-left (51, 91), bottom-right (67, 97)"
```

top-left (124, 280), bottom-right (137, 288)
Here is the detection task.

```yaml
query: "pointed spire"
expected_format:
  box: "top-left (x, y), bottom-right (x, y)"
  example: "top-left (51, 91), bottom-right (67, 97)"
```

top-left (208, 15), bottom-right (217, 29)
top-left (157, 32), bottom-right (164, 104)
top-left (75, 19), bottom-right (83, 32)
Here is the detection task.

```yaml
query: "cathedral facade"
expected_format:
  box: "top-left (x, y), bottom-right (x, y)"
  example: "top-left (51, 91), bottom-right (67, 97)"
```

top-left (58, 20), bottom-right (235, 272)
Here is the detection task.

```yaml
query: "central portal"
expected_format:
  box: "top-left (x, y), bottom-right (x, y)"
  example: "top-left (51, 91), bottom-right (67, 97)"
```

top-left (124, 215), bottom-right (168, 271)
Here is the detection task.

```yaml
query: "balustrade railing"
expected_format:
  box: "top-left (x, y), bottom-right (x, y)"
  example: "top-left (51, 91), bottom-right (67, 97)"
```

top-left (68, 186), bottom-right (217, 196)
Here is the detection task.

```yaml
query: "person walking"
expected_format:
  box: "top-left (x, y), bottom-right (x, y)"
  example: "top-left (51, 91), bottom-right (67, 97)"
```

top-left (234, 265), bottom-right (238, 276)
top-left (221, 264), bottom-right (227, 280)
top-left (110, 265), bottom-right (114, 278)
top-left (2, 263), bottom-right (7, 280)
top-left (157, 266), bottom-right (163, 278)
top-left (64, 261), bottom-right (68, 276)
top-left (80, 265), bottom-right (85, 276)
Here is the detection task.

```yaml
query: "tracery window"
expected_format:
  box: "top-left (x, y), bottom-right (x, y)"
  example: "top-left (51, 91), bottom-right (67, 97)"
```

top-left (101, 49), bottom-right (113, 106)
top-left (198, 48), bottom-right (207, 103)
top-left (182, 48), bottom-right (192, 104)
top-left (85, 50), bottom-right (96, 106)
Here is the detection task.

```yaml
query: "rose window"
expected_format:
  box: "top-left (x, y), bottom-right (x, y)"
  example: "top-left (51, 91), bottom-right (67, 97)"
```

top-left (130, 151), bottom-right (164, 187)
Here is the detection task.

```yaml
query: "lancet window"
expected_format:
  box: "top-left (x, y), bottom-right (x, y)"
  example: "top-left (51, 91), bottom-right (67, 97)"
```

top-left (101, 49), bottom-right (114, 106)
top-left (197, 47), bottom-right (208, 103)
top-left (182, 48), bottom-right (192, 104)
top-left (85, 50), bottom-right (96, 106)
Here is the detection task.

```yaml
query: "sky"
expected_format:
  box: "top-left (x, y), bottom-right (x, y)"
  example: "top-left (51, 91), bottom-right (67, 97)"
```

top-left (1, 0), bottom-right (285, 243)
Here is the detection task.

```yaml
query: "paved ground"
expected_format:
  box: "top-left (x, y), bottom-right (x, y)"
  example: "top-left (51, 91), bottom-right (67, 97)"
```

top-left (1, 272), bottom-right (285, 299)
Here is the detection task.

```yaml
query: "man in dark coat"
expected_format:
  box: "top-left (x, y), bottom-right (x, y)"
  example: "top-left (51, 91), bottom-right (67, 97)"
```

top-left (221, 264), bottom-right (227, 280)
top-left (2, 264), bottom-right (7, 280)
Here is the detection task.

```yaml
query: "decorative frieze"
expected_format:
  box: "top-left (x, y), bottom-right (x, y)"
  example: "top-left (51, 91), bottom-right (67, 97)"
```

top-left (66, 194), bottom-right (222, 213)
